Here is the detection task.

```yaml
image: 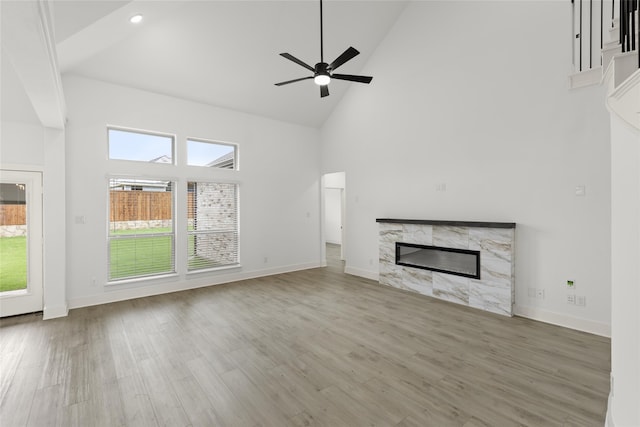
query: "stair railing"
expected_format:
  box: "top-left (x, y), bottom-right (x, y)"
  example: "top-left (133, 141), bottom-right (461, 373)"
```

top-left (572, 0), bottom-right (639, 72)
top-left (620, 0), bottom-right (639, 68)
top-left (572, 0), bottom-right (605, 71)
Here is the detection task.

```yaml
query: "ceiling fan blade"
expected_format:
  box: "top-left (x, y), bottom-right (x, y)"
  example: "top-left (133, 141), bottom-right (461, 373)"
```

top-left (280, 53), bottom-right (315, 72)
top-left (320, 85), bottom-right (329, 98)
top-left (331, 74), bottom-right (373, 84)
top-left (327, 46), bottom-right (359, 71)
top-left (275, 76), bottom-right (313, 86)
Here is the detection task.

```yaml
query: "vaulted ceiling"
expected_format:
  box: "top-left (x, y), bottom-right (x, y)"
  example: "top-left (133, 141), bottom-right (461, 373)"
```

top-left (41, 0), bottom-right (407, 128)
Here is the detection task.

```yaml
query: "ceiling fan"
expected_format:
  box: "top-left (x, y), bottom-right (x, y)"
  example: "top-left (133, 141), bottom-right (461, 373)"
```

top-left (274, 0), bottom-right (373, 98)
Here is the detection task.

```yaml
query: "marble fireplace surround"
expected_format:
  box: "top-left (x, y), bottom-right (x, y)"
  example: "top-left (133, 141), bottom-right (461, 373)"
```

top-left (377, 219), bottom-right (516, 317)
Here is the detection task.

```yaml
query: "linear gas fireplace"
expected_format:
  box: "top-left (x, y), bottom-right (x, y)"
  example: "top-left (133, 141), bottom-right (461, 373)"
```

top-left (396, 242), bottom-right (480, 279)
top-left (377, 219), bottom-right (516, 317)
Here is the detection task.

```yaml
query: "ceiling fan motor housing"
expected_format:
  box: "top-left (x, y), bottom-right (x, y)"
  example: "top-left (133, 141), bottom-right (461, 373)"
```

top-left (315, 62), bottom-right (330, 76)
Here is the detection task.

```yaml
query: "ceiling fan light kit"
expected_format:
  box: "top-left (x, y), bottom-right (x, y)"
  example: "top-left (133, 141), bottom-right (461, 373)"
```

top-left (275, 0), bottom-right (373, 98)
top-left (313, 62), bottom-right (331, 86)
top-left (314, 74), bottom-right (330, 86)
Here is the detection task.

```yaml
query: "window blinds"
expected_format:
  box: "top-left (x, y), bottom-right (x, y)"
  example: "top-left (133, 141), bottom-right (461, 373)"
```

top-left (108, 178), bottom-right (175, 281)
top-left (187, 182), bottom-right (239, 271)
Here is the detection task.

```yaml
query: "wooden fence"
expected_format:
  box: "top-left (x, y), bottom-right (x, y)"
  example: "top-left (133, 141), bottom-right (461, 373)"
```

top-left (0, 205), bottom-right (26, 226)
top-left (109, 191), bottom-right (195, 222)
top-left (0, 192), bottom-right (195, 226)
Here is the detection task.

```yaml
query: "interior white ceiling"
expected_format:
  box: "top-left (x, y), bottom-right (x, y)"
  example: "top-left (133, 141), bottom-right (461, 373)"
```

top-left (51, 0), bottom-right (408, 128)
top-left (1, 48), bottom-right (41, 124)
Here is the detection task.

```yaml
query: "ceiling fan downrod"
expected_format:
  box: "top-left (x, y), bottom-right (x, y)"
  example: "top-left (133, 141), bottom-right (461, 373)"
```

top-left (320, 0), bottom-right (324, 63)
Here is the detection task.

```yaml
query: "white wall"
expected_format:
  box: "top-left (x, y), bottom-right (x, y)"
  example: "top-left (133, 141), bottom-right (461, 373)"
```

top-left (42, 128), bottom-right (67, 318)
top-left (609, 114), bottom-right (640, 427)
top-left (1, 118), bottom-right (68, 320)
top-left (321, 1), bottom-right (611, 335)
top-left (324, 171), bottom-right (345, 188)
top-left (63, 75), bottom-right (321, 307)
top-left (1, 122), bottom-right (44, 165)
top-left (324, 188), bottom-right (342, 244)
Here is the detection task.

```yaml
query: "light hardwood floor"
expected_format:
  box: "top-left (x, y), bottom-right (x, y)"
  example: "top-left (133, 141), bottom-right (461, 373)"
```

top-left (0, 245), bottom-right (610, 426)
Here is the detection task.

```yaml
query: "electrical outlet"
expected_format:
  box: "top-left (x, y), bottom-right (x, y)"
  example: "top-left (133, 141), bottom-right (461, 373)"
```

top-left (263, 256), bottom-right (268, 263)
top-left (576, 295), bottom-right (586, 307)
top-left (536, 289), bottom-right (545, 299)
top-left (567, 294), bottom-right (576, 304)
top-left (566, 280), bottom-right (575, 289)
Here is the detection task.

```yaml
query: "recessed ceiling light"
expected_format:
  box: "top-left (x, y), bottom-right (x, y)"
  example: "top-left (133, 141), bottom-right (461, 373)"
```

top-left (129, 14), bottom-right (143, 24)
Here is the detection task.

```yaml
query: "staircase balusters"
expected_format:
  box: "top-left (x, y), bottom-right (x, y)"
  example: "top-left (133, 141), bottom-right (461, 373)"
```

top-left (580, 0), bottom-right (583, 71)
top-left (573, 0), bottom-right (639, 73)
top-left (601, 0), bottom-right (604, 54)
top-left (591, 0), bottom-right (594, 68)
top-left (620, 0), bottom-right (639, 55)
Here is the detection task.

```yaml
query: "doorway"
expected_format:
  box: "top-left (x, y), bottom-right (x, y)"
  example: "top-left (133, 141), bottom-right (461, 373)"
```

top-left (0, 170), bottom-right (43, 317)
top-left (323, 172), bottom-right (345, 269)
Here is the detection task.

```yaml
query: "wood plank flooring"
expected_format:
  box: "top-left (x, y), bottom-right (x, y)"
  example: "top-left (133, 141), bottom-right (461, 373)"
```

top-left (0, 245), bottom-right (611, 426)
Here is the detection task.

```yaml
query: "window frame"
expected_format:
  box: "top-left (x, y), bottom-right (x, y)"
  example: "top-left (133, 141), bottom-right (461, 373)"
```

top-left (107, 126), bottom-right (176, 165)
top-left (107, 176), bottom-right (178, 284)
top-left (105, 125), bottom-right (242, 284)
top-left (186, 180), bottom-right (240, 273)
top-left (186, 137), bottom-right (238, 170)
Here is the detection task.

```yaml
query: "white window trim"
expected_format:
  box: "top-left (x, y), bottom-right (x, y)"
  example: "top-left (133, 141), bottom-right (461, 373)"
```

top-left (186, 137), bottom-right (239, 170)
top-left (107, 125), bottom-right (177, 165)
top-left (107, 176), bottom-right (177, 283)
top-left (186, 180), bottom-right (240, 272)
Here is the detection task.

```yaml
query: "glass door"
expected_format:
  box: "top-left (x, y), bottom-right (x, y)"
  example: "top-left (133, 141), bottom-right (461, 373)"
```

top-left (0, 170), bottom-right (43, 317)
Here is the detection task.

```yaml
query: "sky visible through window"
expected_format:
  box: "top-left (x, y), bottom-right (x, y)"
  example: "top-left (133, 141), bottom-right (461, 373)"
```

top-left (187, 139), bottom-right (234, 167)
top-left (109, 129), bottom-right (173, 162)
top-left (108, 129), bottom-right (235, 166)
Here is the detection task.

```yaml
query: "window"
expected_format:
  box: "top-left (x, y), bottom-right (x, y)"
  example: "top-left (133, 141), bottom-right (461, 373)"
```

top-left (107, 126), bottom-right (240, 281)
top-left (187, 182), bottom-right (239, 271)
top-left (109, 178), bottom-right (175, 281)
top-left (108, 128), bottom-right (174, 164)
top-left (187, 139), bottom-right (236, 169)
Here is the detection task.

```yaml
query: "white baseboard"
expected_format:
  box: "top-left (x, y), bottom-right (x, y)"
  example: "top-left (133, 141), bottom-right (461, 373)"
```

top-left (344, 265), bottom-right (379, 281)
top-left (514, 304), bottom-right (611, 337)
top-left (605, 390), bottom-right (615, 427)
top-left (43, 304), bottom-right (68, 319)
top-left (58, 266), bottom-right (611, 340)
top-left (68, 262), bottom-right (322, 310)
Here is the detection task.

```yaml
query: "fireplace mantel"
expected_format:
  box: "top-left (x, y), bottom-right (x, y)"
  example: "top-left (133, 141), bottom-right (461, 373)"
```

top-left (376, 218), bottom-right (516, 229)
top-left (378, 219), bottom-right (516, 316)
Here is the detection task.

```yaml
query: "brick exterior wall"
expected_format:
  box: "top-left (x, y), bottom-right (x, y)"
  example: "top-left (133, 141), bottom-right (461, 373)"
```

top-left (192, 182), bottom-right (238, 267)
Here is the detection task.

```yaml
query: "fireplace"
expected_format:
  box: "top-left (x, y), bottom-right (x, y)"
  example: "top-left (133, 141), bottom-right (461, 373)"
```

top-left (396, 242), bottom-right (480, 279)
top-left (377, 219), bottom-right (516, 317)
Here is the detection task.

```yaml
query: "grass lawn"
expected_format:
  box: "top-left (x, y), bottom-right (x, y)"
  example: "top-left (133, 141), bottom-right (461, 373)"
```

top-left (110, 229), bottom-right (174, 280)
top-left (0, 236), bottom-right (27, 292)
top-left (0, 229), bottom-right (227, 288)
top-left (109, 227), bottom-right (217, 279)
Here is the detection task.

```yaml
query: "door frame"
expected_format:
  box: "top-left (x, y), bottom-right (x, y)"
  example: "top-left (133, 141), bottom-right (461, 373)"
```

top-left (0, 169), bottom-right (43, 317)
